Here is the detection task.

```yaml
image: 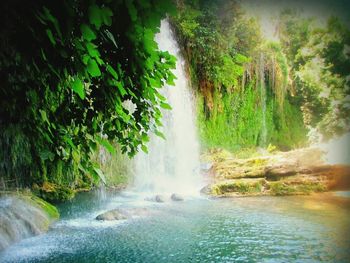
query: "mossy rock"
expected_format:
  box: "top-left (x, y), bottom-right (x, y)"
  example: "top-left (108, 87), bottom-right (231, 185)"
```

top-left (211, 179), bottom-right (266, 195)
top-left (0, 191), bottom-right (59, 250)
top-left (33, 182), bottom-right (75, 203)
top-left (268, 181), bottom-right (326, 196)
top-left (27, 194), bottom-right (59, 220)
top-left (0, 190), bottom-right (59, 220)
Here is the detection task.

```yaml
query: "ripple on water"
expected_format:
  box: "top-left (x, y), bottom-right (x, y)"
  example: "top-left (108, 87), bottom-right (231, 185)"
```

top-left (0, 195), bottom-right (349, 263)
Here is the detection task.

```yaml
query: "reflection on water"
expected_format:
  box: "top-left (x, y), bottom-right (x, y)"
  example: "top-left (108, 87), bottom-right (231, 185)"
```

top-left (0, 191), bottom-right (349, 263)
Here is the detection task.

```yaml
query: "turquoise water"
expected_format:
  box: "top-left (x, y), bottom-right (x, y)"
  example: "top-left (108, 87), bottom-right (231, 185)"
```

top-left (1, 191), bottom-right (349, 262)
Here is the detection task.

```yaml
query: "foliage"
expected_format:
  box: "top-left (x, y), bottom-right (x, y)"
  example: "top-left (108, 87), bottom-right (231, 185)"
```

top-left (278, 12), bottom-right (350, 140)
top-left (174, 0), bottom-right (307, 153)
top-left (91, 145), bottom-right (131, 188)
top-left (0, 0), bottom-right (175, 197)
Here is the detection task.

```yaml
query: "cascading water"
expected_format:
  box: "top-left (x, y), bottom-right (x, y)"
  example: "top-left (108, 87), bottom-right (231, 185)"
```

top-left (259, 53), bottom-right (267, 148)
top-left (133, 19), bottom-right (201, 196)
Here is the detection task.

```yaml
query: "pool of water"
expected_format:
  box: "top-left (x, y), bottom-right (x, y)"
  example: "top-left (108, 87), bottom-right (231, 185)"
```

top-left (1, 191), bottom-right (349, 262)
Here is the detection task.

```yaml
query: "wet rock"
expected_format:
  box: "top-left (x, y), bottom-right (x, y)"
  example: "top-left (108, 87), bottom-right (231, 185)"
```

top-left (0, 193), bottom-right (59, 251)
top-left (265, 165), bottom-right (297, 180)
top-left (96, 208), bottom-right (151, 221)
top-left (145, 194), bottom-right (166, 203)
top-left (200, 163), bottom-right (213, 172)
top-left (200, 185), bottom-right (211, 195)
top-left (96, 209), bottom-right (127, 221)
top-left (171, 193), bottom-right (184, 201)
top-left (155, 195), bottom-right (166, 203)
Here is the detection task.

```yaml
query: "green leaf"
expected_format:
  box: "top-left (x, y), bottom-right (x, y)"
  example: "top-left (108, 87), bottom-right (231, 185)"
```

top-left (155, 130), bottom-right (166, 140)
top-left (93, 167), bottom-right (106, 185)
top-left (105, 30), bottom-right (118, 49)
top-left (72, 78), bottom-right (85, 99)
top-left (160, 102), bottom-right (172, 110)
top-left (155, 92), bottom-right (166, 101)
top-left (82, 54), bottom-right (90, 65)
top-left (86, 42), bottom-right (100, 58)
top-left (101, 7), bottom-right (113, 26)
top-left (166, 71), bottom-right (176, 85)
top-left (39, 149), bottom-right (55, 161)
top-left (141, 144), bottom-right (148, 153)
top-left (96, 136), bottom-right (116, 155)
top-left (126, 1), bottom-right (137, 22)
top-left (39, 109), bottom-right (49, 124)
top-left (141, 132), bottom-right (149, 143)
top-left (116, 82), bottom-right (127, 97)
top-left (88, 4), bottom-right (102, 29)
top-left (81, 24), bottom-right (96, 41)
top-left (64, 136), bottom-right (76, 149)
top-left (106, 64), bottom-right (118, 80)
top-left (87, 58), bottom-right (101, 77)
top-left (46, 29), bottom-right (56, 45)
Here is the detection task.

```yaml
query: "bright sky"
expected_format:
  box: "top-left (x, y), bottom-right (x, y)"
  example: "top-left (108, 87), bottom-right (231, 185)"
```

top-left (240, 0), bottom-right (350, 41)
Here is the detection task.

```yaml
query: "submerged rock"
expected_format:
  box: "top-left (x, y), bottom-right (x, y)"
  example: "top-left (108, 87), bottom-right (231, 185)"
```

top-left (155, 195), bottom-right (166, 203)
top-left (96, 208), bottom-right (150, 221)
top-left (145, 194), bottom-right (166, 203)
top-left (171, 193), bottom-right (184, 201)
top-left (0, 192), bottom-right (59, 251)
top-left (96, 209), bottom-right (127, 221)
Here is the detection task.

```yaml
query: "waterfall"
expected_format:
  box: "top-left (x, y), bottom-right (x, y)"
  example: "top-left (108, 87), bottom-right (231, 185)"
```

top-left (259, 53), bottom-right (267, 148)
top-left (133, 19), bottom-right (201, 195)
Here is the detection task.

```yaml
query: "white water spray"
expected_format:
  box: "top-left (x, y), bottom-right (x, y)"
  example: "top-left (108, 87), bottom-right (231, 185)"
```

top-left (133, 19), bottom-right (202, 195)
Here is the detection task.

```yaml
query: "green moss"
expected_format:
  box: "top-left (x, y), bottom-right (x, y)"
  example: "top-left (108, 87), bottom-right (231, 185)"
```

top-left (33, 182), bottom-right (75, 203)
top-left (269, 181), bottom-right (326, 196)
top-left (0, 190), bottom-right (59, 220)
top-left (211, 179), bottom-right (264, 195)
top-left (28, 194), bottom-right (59, 220)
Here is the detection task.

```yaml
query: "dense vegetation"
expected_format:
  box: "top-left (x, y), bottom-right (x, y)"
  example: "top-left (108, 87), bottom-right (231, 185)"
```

top-left (0, 0), bottom-right (175, 200)
top-left (173, 0), bottom-right (349, 153)
top-left (278, 11), bottom-right (350, 141)
top-left (0, 0), bottom-right (349, 201)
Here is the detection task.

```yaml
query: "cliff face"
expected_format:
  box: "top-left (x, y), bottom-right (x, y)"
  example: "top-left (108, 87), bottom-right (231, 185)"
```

top-left (0, 192), bottom-right (59, 251)
top-left (201, 147), bottom-right (350, 197)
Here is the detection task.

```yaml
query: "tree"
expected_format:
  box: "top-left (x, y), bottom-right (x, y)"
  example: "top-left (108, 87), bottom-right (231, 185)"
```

top-left (0, 0), bottom-right (175, 197)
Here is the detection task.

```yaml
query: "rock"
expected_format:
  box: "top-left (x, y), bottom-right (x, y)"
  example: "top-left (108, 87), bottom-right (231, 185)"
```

top-left (145, 194), bottom-right (166, 203)
top-left (200, 185), bottom-right (211, 195)
top-left (265, 165), bottom-right (297, 180)
top-left (171, 193), bottom-right (184, 201)
top-left (200, 162), bottom-right (213, 172)
top-left (0, 192), bottom-right (59, 251)
top-left (96, 209), bottom-right (127, 221)
top-left (96, 207), bottom-right (151, 221)
top-left (155, 195), bottom-right (166, 203)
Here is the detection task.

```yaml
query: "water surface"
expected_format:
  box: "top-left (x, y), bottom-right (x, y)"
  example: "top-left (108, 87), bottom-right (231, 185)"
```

top-left (1, 191), bottom-right (349, 263)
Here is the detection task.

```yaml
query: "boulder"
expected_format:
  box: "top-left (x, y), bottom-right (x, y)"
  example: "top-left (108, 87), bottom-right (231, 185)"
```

top-left (155, 195), bottom-right (166, 203)
top-left (171, 193), bottom-right (184, 201)
top-left (0, 192), bottom-right (59, 251)
top-left (96, 209), bottom-right (127, 221)
top-left (145, 194), bottom-right (166, 203)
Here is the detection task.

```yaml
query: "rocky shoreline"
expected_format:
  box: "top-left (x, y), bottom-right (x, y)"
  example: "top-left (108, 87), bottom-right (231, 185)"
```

top-left (201, 147), bottom-right (350, 197)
